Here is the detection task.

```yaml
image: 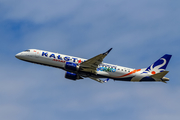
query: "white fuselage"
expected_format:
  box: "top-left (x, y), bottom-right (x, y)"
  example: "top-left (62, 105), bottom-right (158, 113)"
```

top-left (15, 49), bottom-right (169, 82)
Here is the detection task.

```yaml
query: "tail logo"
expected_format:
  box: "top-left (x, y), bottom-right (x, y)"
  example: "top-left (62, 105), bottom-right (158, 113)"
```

top-left (145, 58), bottom-right (166, 74)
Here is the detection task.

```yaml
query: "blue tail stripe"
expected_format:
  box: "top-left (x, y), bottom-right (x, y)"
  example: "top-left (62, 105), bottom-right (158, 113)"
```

top-left (145, 54), bottom-right (172, 72)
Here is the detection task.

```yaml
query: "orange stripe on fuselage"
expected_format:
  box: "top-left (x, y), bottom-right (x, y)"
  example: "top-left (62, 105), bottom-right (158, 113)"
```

top-left (115, 69), bottom-right (141, 78)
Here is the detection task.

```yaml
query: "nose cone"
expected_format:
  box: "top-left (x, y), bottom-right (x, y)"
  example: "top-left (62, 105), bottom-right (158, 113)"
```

top-left (15, 53), bottom-right (21, 59)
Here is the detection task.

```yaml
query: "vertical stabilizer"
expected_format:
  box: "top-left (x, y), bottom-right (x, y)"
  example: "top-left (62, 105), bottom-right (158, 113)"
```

top-left (144, 54), bottom-right (172, 75)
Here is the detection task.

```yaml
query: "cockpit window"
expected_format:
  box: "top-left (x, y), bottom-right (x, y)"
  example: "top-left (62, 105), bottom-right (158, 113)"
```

top-left (24, 50), bottom-right (30, 52)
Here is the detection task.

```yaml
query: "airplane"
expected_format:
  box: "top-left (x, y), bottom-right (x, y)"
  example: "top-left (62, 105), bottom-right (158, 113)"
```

top-left (15, 48), bottom-right (172, 83)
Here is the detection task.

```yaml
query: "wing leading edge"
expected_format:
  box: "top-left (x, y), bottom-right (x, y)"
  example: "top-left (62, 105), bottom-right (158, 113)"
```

top-left (80, 48), bottom-right (112, 83)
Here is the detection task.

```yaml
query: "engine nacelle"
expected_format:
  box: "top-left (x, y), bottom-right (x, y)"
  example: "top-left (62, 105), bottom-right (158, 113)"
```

top-left (65, 62), bottom-right (79, 72)
top-left (65, 72), bottom-right (78, 80)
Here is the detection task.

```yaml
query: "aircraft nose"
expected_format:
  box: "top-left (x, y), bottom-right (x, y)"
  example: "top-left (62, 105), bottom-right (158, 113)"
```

top-left (15, 53), bottom-right (21, 59)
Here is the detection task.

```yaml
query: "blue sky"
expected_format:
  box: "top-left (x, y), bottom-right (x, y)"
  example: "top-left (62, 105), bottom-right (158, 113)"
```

top-left (0, 0), bottom-right (180, 120)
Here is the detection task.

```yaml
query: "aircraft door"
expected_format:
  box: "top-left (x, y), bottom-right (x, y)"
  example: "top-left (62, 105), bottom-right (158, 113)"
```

top-left (35, 50), bottom-right (41, 58)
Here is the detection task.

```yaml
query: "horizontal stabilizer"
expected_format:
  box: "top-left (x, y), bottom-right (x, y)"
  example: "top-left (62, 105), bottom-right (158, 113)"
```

top-left (151, 71), bottom-right (169, 81)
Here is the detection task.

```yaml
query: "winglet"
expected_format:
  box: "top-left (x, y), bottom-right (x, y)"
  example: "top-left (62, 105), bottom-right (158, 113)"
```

top-left (103, 48), bottom-right (113, 55)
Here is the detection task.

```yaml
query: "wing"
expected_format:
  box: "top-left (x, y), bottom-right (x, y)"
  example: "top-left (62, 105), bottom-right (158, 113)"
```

top-left (89, 77), bottom-right (105, 83)
top-left (80, 48), bottom-right (112, 74)
top-left (89, 77), bottom-right (110, 83)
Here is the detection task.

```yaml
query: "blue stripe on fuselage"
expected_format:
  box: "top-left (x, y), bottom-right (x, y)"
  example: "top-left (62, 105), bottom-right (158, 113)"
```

top-left (140, 77), bottom-right (155, 82)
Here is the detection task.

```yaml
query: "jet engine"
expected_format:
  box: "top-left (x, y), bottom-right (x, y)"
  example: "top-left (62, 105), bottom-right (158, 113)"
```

top-left (65, 62), bottom-right (80, 72)
top-left (65, 72), bottom-right (80, 80)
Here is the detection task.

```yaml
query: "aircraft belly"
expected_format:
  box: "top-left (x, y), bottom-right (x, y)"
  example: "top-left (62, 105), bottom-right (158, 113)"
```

top-left (113, 77), bottom-right (133, 81)
top-left (140, 77), bottom-right (155, 82)
top-left (96, 71), bottom-right (110, 76)
top-left (131, 76), bottom-right (144, 82)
